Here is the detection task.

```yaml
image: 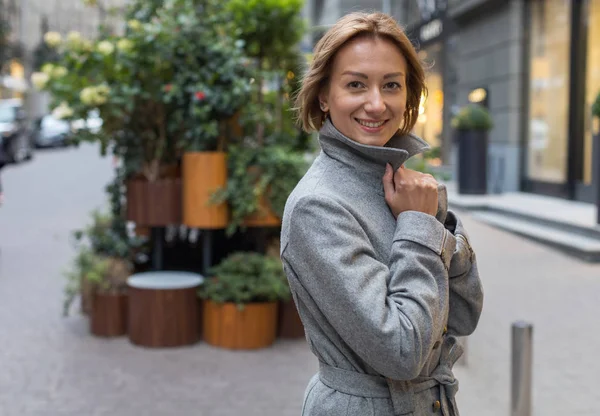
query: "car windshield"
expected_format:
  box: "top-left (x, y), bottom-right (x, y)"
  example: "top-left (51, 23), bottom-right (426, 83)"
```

top-left (0, 106), bottom-right (16, 123)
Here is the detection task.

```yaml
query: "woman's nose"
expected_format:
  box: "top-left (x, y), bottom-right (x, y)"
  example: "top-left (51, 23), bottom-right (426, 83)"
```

top-left (364, 89), bottom-right (386, 114)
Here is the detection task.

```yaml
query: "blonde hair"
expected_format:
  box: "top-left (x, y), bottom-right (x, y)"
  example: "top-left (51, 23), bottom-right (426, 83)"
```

top-left (295, 12), bottom-right (426, 136)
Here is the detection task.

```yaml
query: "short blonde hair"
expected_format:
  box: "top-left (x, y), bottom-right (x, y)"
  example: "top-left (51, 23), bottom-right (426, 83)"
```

top-left (295, 12), bottom-right (426, 136)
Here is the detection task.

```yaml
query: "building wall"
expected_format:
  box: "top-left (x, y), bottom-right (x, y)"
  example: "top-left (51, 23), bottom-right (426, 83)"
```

top-left (17, 0), bottom-right (127, 74)
top-left (449, 0), bottom-right (526, 193)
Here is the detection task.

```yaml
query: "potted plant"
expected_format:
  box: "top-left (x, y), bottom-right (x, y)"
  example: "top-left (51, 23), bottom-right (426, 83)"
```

top-left (65, 207), bottom-right (145, 316)
top-left (198, 252), bottom-right (290, 350)
top-left (451, 103), bottom-right (493, 195)
top-left (211, 144), bottom-right (307, 235)
top-left (158, 0), bottom-right (253, 229)
top-left (63, 246), bottom-right (130, 337)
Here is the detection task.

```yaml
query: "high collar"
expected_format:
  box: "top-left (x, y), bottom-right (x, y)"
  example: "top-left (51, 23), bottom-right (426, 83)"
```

top-left (318, 118), bottom-right (430, 175)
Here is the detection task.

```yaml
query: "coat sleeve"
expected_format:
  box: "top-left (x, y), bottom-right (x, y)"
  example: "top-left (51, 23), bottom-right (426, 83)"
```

top-left (444, 210), bottom-right (484, 336)
top-left (281, 194), bottom-right (456, 380)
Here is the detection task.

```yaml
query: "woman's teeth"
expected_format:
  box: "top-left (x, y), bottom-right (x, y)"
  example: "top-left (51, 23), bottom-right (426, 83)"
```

top-left (357, 119), bottom-right (385, 128)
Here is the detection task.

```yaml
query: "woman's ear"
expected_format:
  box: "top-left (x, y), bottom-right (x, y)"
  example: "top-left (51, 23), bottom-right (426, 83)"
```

top-left (318, 92), bottom-right (329, 113)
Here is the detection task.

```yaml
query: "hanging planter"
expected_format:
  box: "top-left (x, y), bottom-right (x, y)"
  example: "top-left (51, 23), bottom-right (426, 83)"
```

top-left (90, 292), bottom-right (128, 337)
top-left (182, 151), bottom-right (229, 229)
top-left (242, 192), bottom-right (281, 228)
top-left (203, 300), bottom-right (278, 349)
top-left (126, 170), bottom-right (182, 227)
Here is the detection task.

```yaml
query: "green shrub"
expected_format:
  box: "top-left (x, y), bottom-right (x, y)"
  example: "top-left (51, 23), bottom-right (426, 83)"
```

top-left (451, 104), bottom-right (493, 131)
top-left (198, 252), bottom-right (291, 308)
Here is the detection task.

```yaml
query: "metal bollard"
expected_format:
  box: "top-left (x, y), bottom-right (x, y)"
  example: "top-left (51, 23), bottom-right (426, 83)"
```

top-left (511, 321), bottom-right (533, 416)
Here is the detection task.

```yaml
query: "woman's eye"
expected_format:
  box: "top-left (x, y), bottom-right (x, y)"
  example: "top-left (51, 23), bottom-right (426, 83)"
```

top-left (347, 81), bottom-right (364, 89)
top-left (384, 82), bottom-right (401, 90)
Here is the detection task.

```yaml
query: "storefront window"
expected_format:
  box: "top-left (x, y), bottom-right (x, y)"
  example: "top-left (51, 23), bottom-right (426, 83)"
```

top-left (583, 0), bottom-right (600, 184)
top-left (527, 0), bottom-right (571, 183)
top-left (417, 43), bottom-right (444, 149)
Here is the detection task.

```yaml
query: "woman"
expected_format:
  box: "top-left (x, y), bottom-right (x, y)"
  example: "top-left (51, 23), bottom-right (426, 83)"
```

top-left (280, 12), bottom-right (483, 416)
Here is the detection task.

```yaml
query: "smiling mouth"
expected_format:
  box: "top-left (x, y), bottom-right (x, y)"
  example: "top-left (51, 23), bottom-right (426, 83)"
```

top-left (355, 119), bottom-right (387, 128)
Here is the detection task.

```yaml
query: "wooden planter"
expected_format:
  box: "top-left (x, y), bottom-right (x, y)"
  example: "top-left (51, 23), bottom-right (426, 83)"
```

top-left (127, 272), bottom-right (202, 348)
top-left (243, 194), bottom-right (281, 228)
top-left (183, 152), bottom-right (228, 229)
top-left (277, 300), bottom-right (305, 339)
top-left (126, 177), bottom-right (182, 226)
top-left (90, 292), bottom-right (128, 337)
top-left (203, 300), bottom-right (278, 350)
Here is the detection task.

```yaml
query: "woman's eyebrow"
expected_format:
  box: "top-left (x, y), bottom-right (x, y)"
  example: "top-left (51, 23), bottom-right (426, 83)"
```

top-left (340, 71), bottom-right (404, 79)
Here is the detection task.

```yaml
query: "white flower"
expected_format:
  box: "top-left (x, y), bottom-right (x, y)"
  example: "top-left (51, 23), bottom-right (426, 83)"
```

top-left (52, 66), bottom-right (68, 78)
top-left (41, 63), bottom-right (55, 76)
top-left (80, 85), bottom-right (110, 106)
top-left (80, 87), bottom-right (96, 105)
top-left (97, 41), bottom-right (114, 55)
top-left (44, 31), bottom-right (62, 48)
top-left (52, 102), bottom-right (74, 120)
top-left (31, 72), bottom-right (50, 90)
top-left (67, 31), bottom-right (82, 45)
top-left (116, 39), bottom-right (134, 53)
top-left (127, 20), bottom-right (142, 31)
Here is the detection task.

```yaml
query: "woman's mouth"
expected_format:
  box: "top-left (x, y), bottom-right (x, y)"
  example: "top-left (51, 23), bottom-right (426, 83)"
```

top-left (355, 118), bottom-right (388, 131)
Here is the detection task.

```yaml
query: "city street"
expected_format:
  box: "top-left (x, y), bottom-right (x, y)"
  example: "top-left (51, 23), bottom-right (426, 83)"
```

top-left (1, 144), bottom-right (599, 415)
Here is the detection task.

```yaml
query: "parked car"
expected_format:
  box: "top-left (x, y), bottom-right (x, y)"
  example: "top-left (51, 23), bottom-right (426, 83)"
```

top-left (0, 98), bottom-right (34, 163)
top-left (32, 114), bottom-right (72, 148)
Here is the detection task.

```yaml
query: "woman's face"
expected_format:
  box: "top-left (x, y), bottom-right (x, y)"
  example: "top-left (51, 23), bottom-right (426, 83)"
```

top-left (319, 36), bottom-right (408, 147)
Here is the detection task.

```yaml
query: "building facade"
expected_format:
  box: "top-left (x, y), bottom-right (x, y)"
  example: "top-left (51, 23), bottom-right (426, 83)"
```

top-left (1, 0), bottom-right (126, 98)
top-left (302, 0), bottom-right (600, 203)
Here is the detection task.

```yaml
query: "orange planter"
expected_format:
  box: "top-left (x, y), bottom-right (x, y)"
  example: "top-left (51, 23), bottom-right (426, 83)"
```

top-left (243, 194), bottom-right (281, 227)
top-left (203, 300), bottom-right (278, 350)
top-left (183, 152), bottom-right (228, 229)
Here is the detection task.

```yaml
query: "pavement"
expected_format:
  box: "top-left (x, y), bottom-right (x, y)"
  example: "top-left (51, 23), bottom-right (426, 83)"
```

top-left (1, 144), bottom-right (599, 415)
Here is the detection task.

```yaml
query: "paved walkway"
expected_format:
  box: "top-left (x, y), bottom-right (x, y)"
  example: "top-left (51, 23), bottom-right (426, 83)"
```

top-left (1, 145), bottom-right (598, 415)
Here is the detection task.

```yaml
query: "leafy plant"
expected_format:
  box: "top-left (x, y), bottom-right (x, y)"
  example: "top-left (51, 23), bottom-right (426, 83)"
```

top-left (34, 0), bottom-right (253, 180)
top-left (451, 104), bottom-right (493, 131)
top-left (63, 207), bottom-right (144, 316)
top-left (211, 144), bottom-right (308, 235)
top-left (592, 91), bottom-right (600, 119)
top-left (198, 252), bottom-right (290, 308)
top-left (62, 247), bottom-right (130, 316)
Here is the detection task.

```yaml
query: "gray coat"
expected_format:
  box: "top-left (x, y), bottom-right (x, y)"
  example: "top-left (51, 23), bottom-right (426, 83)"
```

top-left (280, 120), bottom-right (483, 416)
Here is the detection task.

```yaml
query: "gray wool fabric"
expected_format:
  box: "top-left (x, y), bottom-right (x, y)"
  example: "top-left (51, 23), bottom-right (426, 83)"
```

top-left (280, 119), bottom-right (484, 416)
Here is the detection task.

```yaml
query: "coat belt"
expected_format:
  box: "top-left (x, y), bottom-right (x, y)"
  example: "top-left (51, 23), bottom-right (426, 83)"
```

top-left (318, 337), bottom-right (463, 416)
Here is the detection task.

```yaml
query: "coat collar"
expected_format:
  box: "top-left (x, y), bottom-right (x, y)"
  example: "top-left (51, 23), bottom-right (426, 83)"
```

top-left (318, 118), bottom-right (430, 174)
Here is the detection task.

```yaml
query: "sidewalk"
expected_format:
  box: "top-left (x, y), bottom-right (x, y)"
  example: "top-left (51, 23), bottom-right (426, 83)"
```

top-left (444, 181), bottom-right (600, 262)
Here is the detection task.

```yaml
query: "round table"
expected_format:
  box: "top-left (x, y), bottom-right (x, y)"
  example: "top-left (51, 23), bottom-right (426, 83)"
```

top-left (127, 271), bottom-right (204, 348)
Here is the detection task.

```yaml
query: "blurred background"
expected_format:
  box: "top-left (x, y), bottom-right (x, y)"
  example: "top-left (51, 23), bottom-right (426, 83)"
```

top-left (0, 0), bottom-right (599, 415)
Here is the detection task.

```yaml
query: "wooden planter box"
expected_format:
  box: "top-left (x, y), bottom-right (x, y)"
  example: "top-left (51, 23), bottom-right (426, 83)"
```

top-left (183, 152), bottom-right (228, 229)
top-left (127, 273), bottom-right (201, 348)
top-left (277, 300), bottom-right (305, 339)
top-left (90, 292), bottom-right (128, 337)
top-left (243, 194), bottom-right (281, 228)
top-left (126, 177), bottom-right (182, 226)
top-left (203, 300), bottom-right (278, 350)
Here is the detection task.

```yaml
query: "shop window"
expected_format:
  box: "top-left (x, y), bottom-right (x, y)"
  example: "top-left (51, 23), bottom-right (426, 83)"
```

top-left (583, 0), bottom-right (600, 184)
top-left (417, 43), bottom-right (443, 150)
top-left (527, 0), bottom-right (571, 183)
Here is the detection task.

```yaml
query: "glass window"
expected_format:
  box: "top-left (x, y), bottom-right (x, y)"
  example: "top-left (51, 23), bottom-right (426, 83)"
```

top-left (583, 0), bottom-right (600, 184)
top-left (527, 0), bottom-right (571, 183)
top-left (416, 43), bottom-right (444, 150)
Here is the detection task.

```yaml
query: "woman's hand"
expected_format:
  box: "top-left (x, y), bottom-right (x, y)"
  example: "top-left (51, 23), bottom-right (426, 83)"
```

top-left (382, 163), bottom-right (438, 218)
